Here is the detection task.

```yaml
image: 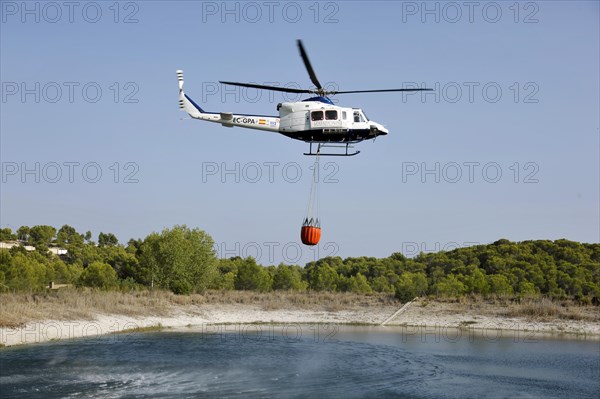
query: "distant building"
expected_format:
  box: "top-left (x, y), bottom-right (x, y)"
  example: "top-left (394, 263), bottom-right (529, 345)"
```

top-left (0, 241), bottom-right (67, 254)
top-left (48, 282), bottom-right (72, 290)
top-left (0, 241), bottom-right (20, 250)
top-left (49, 247), bottom-right (68, 256)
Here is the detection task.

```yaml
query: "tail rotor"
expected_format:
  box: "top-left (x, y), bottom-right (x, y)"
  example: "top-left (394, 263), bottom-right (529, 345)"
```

top-left (176, 70), bottom-right (185, 109)
top-left (176, 70), bottom-right (184, 92)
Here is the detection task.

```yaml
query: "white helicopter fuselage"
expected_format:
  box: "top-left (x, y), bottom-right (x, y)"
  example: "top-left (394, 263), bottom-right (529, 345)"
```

top-left (277, 98), bottom-right (387, 142)
top-left (178, 70), bottom-right (388, 155)
top-left (180, 90), bottom-right (387, 142)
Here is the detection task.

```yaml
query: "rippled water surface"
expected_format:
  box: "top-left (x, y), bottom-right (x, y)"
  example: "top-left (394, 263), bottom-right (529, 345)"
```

top-left (1, 326), bottom-right (598, 398)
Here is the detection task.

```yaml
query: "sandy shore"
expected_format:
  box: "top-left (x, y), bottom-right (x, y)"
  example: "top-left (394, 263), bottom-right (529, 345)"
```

top-left (1, 299), bottom-right (598, 347)
top-left (391, 299), bottom-right (600, 336)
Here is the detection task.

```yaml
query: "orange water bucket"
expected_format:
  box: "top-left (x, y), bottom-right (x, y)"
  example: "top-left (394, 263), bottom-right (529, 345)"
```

top-left (301, 225), bottom-right (321, 246)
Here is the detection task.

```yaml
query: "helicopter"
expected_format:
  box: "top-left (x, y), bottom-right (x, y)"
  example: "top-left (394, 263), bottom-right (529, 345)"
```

top-left (177, 40), bottom-right (431, 156)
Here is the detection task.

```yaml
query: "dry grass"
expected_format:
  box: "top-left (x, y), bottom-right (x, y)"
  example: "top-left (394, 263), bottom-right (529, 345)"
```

top-left (442, 295), bottom-right (600, 322)
top-left (3, 289), bottom-right (595, 329)
top-left (200, 290), bottom-right (396, 311)
top-left (0, 289), bottom-right (397, 328)
top-left (498, 298), bottom-right (599, 322)
top-left (0, 289), bottom-right (175, 328)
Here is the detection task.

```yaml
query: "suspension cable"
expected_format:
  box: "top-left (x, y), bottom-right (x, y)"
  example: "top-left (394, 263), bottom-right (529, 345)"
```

top-left (304, 146), bottom-right (321, 226)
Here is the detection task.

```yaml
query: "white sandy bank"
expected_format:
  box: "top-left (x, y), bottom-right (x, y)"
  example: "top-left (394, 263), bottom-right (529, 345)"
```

top-left (0, 305), bottom-right (391, 347)
top-left (1, 302), bottom-right (598, 347)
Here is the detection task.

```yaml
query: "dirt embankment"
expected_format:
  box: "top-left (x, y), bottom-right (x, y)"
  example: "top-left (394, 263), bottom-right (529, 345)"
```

top-left (1, 290), bottom-right (597, 347)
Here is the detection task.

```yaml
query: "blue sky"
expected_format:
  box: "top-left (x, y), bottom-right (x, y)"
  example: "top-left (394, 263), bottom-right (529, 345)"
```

top-left (1, 1), bottom-right (598, 264)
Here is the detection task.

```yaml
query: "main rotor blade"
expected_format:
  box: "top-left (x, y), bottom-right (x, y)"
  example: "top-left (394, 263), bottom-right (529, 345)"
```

top-left (297, 40), bottom-right (323, 91)
top-left (219, 81), bottom-right (314, 94)
top-left (331, 88), bottom-right (434, 94)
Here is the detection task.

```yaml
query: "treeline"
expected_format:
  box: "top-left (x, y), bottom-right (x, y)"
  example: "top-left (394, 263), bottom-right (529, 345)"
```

top-left (0, 225), bottom-right (598, 302)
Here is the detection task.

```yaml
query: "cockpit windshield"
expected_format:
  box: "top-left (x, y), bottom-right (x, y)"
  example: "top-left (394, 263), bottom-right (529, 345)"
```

top-left (353, 110), bottom-right (368, 123)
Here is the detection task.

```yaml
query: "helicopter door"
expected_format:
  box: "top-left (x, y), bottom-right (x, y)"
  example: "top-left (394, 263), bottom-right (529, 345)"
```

top-left (352, 110), bottom-right (368, 130)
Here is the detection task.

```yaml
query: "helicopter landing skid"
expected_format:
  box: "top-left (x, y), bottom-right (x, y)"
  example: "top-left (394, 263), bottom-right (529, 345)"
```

top-left (304, 142), bottom-right (360, 157)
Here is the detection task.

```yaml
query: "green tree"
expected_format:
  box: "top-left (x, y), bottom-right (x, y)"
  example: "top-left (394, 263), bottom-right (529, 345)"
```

top-left (29, 225), bottom-right (56, 247)
top-left (518, 280), bottom-right (539, 298)
top-left (487, 274), bottom-right (514, 296)
top-left (463, 266), bottom-right (489, 294)
top-left (234, 257), bottom-right (272, 292)
top-left (370, 275), bottom-right (394, 293)
top-left (56, 225), bottom-right (83, 246)
top-left (394, 272), bottom-right (428, 301)
top-left (433, 274), bottom-right (466, 298)
top-left (581, 281), bottom-right (600, 300)
top-left (78, 261), bottom-right (119, 289)
top-left (0, 252), bottom-right (48, 290)
top-left (390, 252), bottom-right (407, 262)
top-left (273, 265), bottom-right (307, 291)
top-left (0, 228), bottom-right (17, 241)
top-left (17, 226), bottom-right (30, 242)
top-left (210, 257), bottom-right (241, 290)
top-left (103, 246), bottom-right (140, 281)
top-left (306, 263), bottom-right (339, 291)
top-left (126, 238), bottom-right (142, 255)
top-left (98, 232), bottom-right (118, 247)
top-left (212, 271), bottom-right (235, 290)
top-left (344, 273), bottom-right (372, 294)
top-left (138, 225), bottom-right (217, 294)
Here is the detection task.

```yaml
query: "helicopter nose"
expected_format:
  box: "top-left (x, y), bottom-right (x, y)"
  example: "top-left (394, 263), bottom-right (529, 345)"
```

top-left (370, 122), bottom-right (388, 137)
top-left (371, 123), bottom-right (388, 135)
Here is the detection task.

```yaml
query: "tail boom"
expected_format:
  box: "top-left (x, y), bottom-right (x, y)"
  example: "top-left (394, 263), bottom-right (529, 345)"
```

top-left (177, 70), bottom-right (279, 131)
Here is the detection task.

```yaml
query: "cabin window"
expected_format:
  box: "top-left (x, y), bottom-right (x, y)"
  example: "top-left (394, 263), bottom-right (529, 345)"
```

top-left (342, 111), bottom-right (347, 120)
top-left (354, 111), bottom-right (360, 122)
top-left (311, 111), bottom-right (324, 121)
top-left (325, 110), bottom-right (338, 120)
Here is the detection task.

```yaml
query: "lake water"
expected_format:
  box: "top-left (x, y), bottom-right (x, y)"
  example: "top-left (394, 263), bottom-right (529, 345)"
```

top-left (1, 325), bottom-right (598, 398)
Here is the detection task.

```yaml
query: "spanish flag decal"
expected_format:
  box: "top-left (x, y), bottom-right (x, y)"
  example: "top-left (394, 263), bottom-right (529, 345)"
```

top-left (259, 119), bottom-right (266, 125)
